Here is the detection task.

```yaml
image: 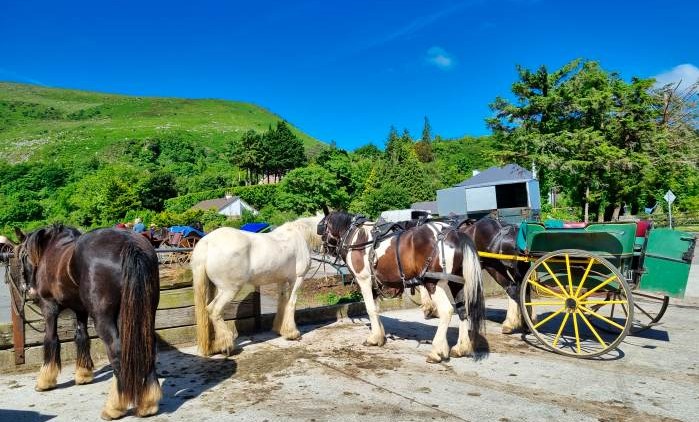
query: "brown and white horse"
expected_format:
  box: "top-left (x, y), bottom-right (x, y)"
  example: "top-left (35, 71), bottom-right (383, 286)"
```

top-left (319, 210), bottom-right (486, 363)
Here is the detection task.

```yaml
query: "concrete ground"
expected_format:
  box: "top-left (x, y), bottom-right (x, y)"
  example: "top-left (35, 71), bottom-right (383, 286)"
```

top-left (1, 265), bottom-right (11, 324)
top-left (1, 296), bottom-right (698, 422)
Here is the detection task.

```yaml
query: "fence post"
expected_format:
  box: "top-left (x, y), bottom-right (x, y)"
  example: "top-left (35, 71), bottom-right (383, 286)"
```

top-left (10, 288), bottom-right (25, 365)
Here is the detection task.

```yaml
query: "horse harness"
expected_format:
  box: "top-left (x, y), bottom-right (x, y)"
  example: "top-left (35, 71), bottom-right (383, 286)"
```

top-left (328, 216), bottom-right (466, 298)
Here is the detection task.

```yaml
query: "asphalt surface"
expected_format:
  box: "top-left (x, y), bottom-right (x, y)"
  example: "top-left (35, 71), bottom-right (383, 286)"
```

top-left (1, 296), bottom-right (698, 422)
top-left (1, 265), bottom-right (9, 324)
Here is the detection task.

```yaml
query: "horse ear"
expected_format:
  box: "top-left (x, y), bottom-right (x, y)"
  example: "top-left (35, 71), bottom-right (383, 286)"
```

top-left (322, 204), bottom-right (330, 216)
top-left (14, 227), bottom-right (26, 242)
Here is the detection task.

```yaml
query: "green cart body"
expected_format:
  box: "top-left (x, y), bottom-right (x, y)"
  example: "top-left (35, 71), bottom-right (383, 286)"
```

top-left (512, 220), bottom-right (696, 358)
top-left (522, 221), bottom-right (695, 298)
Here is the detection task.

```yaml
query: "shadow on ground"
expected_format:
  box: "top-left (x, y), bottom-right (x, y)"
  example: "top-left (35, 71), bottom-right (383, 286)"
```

top-left (372, 314), bottom-right (491, 360)
top-left (0, 409), bottom-right (56, 422)
top-left (52, 364), bottom-right (113, 391)
top-left (157, 343), bottom-right (237, 414)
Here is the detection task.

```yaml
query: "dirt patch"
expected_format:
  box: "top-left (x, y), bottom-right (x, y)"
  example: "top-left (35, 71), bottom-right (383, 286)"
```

top-left (233, 345), bottom-right (319, 384)
top-left (260, 276), bottom-right (361, 309)
top-left (325, 346), bottom-right (403, 372)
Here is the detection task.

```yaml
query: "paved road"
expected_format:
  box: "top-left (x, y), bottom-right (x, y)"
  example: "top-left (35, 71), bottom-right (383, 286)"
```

top-left (0, 265), bottom-right (9, 324)
top-left (1, 297), bottom-right (698, 421)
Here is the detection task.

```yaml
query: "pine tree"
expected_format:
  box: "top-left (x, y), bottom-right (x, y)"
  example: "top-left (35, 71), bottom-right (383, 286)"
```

top-left (415, 116), bottom-right (434, 162)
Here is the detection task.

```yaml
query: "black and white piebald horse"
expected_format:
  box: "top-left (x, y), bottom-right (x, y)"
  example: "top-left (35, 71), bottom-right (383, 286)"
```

top-left (318, 210), bottom-right (486, 363)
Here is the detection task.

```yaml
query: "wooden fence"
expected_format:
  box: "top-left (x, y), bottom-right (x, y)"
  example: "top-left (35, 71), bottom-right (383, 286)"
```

top-left (0, 250), bottom-right (261, 370)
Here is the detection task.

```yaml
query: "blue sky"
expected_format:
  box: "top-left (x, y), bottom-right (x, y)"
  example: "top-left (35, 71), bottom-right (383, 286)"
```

top-left (2, 0), bottom-right (698, 150)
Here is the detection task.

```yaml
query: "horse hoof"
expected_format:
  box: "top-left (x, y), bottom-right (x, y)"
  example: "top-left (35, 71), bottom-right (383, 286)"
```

top-left (363, 336), bottom-right (386, 347)
top-left (100, 410), bottom-right (126, 421)
top-left (283, 330), bottom-right (302, 341)
top-left (501, 325), bottom-right (514, 335)
top-left (136, 405), bottom-right (159, 418)
top-left (34, 385), bottom-right (54, 392)
top-left (75, 367), bottom-right (94, 385)
top-left (449, 348), bottom-right (464, 358)
top-left (425, 355), bottom-right (442, 364)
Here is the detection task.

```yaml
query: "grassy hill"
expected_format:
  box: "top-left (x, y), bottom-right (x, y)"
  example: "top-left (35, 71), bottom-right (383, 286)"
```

top-left (0, 82), bottom-right (323, 163)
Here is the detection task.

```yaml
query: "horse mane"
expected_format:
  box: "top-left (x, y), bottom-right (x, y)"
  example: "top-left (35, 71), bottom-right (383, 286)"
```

top-left (276, 215), bottom-right (324, 251)
top-left (23, 224), bottom-right (81, 265)
top-left (327, 210), bottom-right (354, 233)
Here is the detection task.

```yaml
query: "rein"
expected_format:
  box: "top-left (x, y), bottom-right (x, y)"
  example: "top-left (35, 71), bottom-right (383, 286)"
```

top-left (2, 257), bottom-right (45, 333)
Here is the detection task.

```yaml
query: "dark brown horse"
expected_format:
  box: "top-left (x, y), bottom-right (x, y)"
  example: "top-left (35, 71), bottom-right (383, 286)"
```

top-left (459, 217), bottom-right (530, 333)
top-left (10, 225), bottom-right (161, 420)
top-left (319, 210), bottom-right (486, 363)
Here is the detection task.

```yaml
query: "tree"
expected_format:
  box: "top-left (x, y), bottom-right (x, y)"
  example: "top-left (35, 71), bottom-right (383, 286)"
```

top-left (488, 59), bottom-right (668, 221)
top-left (384, 126), bottom-right (402, 162)
top-left (275, 165), bottom-right (349, 214)
top-left (353, 143), bottom-right (382, 159)
top-left (274, 121), bottom-right (306, 177)
top-left (228, 130), bottom-right (263, 184)
top-left (139, 171), bottom-right (178, 211)
top-left (415, 116), bottom-right (434, 162)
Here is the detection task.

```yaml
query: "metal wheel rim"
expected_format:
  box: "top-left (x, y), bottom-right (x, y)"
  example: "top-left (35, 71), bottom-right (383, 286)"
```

top-left (520, 249), bottom-right (634, 358)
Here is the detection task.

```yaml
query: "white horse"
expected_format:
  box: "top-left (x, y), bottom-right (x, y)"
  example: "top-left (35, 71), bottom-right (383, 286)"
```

top-left (191, 215), bottom-right (323, 356)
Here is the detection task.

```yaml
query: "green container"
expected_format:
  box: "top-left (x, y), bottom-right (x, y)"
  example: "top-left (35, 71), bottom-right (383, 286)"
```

top-left (639, 229), bottom-right (696, 298)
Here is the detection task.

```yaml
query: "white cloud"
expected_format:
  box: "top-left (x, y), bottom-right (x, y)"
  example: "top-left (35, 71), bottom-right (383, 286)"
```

top-left (425, 46), bottom-right (454, 70)
top-left (652, 64), bottom-right (699, 90)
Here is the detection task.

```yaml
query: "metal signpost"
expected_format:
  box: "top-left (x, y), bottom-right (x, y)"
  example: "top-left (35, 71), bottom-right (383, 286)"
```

top-left (664, 190), bottom-right (676, 229)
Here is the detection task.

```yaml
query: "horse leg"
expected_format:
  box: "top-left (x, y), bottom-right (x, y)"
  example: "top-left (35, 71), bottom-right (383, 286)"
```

top-left (500, 274), bottom-right (524, 334)
top-left (357, 275), bottom-right (385, 346)
top-left (208, 288), bottom-right (240, 355)
top-left (272, 280), bottom-right (289, 335)
top-left (418, 285), bottom-right (438, 319)
top-left (94, 318), bottom-right (127, 421)
top-left (74, 310), bottom-right (94, 385)
top-left (427, 281), bottom-right (454, 363)
top-left (279, 276), bottom-right (303, 340)
top-left (135, 369), bottom-right (162, 418)
top-left (35, 301), bottom-right (61, 391)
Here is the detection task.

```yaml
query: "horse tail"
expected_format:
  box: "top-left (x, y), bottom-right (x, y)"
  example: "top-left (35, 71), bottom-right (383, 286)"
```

top-left (460, 235), bottom-right (486, 353)
top-left (119, 240), bottom-right (159, 407)
top-left (192, 239), bottom-right (213, 356)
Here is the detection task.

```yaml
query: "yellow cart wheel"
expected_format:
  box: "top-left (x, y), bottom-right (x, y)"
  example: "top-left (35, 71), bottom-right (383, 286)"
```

top-left (520, 249), bottom-right (634, 358)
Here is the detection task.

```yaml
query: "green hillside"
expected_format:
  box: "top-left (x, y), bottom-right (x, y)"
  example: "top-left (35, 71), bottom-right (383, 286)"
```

top-left (0, 82), bottom-right (322, 163)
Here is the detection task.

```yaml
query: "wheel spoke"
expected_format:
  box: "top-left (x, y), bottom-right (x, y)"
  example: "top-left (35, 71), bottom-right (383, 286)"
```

top-left (579, 305), bottom-right (625, 330)
top-left (565, 253), bottom-right (574, 295)
top-left (533, 306), bottom-right (567, 330)
top-left (524, 301), bottom-right (565, 306)
top-left (574, 257), bottom-right (595, 298)
top-left (572, 311), bottom-right (581, 354)
top-left (542, 261), bottom-right (570, 298)
top-left (578, 274), bottom-right (618, 301)
top-left (552, 312), bottom-right (570, 348)
top-left (579, 300), bottom-right (628, 305)
top-left (578, 311), bottom-right (608, 348)
top-left (632, 292), bottom-right (667, 301)
top-left (633, 301), bottom-right (657, 321)
top-left (527, 278), bottom-right (567, 300)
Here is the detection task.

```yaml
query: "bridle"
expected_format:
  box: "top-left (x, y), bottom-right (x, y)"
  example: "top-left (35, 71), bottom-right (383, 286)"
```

top-left (317, 213), bottom-right (374, 259)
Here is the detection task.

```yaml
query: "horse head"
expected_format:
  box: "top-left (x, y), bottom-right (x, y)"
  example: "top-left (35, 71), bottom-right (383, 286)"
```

top-left (318, 210), bottom-right (357, 257)
top-left (9, 224), bottom-right (81, 297)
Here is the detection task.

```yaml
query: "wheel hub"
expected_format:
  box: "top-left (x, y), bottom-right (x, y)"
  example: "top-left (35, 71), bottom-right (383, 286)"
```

top-left (565, 297), bottom-right (577, 312)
